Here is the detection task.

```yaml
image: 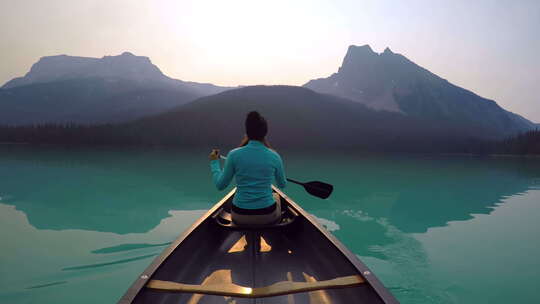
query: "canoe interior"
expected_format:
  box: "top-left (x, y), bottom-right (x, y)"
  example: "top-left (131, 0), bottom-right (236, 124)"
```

top-left (128, 190), bottom-right (387, 304)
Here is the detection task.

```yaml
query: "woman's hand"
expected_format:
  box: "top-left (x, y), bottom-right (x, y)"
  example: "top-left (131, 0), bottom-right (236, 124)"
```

top-left (209, 149), bottom-right (220, 160)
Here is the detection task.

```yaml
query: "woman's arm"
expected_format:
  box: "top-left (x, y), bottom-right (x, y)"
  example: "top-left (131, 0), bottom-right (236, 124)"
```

top-left (210, 151), bottom-right (235, 191)
top-left (274, 154), bottom-right (287, 189)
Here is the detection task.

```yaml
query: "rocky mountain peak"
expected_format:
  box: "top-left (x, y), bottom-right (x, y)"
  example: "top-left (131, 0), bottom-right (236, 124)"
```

top-left (303, 44), bottom-right (535, 134)
top-left (94, 52), bottom-right (162, 81)
top-left (102, 51), bottom-right (149, 62)
top-left (340, 45), bottom-right (378, 70)
top-left (2, 52), bottom-right (163, 89)
top-left (347, 44), bottom-right (375, 54)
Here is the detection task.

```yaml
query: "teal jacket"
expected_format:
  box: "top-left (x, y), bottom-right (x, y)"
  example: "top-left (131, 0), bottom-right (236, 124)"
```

top-left (210, 140), bottom-right (287, 209)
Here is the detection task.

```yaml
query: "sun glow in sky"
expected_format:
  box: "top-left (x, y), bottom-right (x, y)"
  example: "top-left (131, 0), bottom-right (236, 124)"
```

top-left (1, 0), bottom-right (539, 121)
top-left (151, 0), bottom-right (351, 85)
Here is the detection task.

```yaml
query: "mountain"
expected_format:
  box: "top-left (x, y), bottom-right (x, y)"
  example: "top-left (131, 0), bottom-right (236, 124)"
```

top-left (0, 85), bottom-right (502, 152)
top-left (304, 45), bottom-right (535, 137)
top-left (123, 86), bottom-right (517, 148)
top-left (0, 52), bottom-right (231, 124)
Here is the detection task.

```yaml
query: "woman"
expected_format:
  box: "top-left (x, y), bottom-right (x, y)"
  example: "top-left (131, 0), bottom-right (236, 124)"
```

top-left (209, 111), bottom-right (287, 225)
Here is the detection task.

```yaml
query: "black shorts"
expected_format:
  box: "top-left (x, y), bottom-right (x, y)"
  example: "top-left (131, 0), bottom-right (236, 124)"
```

top-left (231, 203), bottom-right (277, 215)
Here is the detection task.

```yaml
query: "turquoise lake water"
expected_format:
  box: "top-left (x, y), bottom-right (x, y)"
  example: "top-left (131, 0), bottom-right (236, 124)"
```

top-left (1, 146), bottom-right (539, 303)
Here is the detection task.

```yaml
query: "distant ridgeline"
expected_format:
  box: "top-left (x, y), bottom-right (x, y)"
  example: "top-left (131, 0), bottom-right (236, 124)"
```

top-left (0, 46), bottom-right (537, 153)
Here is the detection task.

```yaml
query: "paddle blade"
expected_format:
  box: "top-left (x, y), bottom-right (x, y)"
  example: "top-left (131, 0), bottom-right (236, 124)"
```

top-left (304, 181), bottom-right (333, 199)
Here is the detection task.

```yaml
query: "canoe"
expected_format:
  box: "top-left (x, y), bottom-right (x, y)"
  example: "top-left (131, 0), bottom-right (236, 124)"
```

top-left (118, 186), bottom-right (398, 303)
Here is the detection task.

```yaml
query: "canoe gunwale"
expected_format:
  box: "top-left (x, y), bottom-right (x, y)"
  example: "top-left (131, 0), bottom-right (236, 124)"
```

top-left (271, 186), bottom-right (399, 304)
top-left (117, 188), bottom-right (237, 304)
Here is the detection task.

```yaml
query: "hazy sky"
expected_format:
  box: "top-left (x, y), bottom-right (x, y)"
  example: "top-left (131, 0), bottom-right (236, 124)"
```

top-left (1, 0), bottom-right (539, 121)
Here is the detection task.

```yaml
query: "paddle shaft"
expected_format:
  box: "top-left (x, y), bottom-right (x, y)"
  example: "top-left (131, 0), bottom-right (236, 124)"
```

top-left (286, 178), bottom-right (304, 186)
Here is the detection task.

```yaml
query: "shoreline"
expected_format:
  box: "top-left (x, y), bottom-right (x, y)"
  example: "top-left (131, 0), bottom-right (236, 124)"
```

top-left (440, 153), bottom-right (540, 158)
top-left (1, 142), bottom-right (539, 158)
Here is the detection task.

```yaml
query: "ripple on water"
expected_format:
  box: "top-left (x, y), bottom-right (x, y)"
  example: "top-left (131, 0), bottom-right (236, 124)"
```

top-left (310, 214), bottom-right (340, 232)
top-left (91, 242), bottom-right (171, 254)
top-left (346, 210), bottom-right (455, 303)
top-left (62, 253), bottom-right (158, 271)
top-left (26, 281), bottom-right (67, 289)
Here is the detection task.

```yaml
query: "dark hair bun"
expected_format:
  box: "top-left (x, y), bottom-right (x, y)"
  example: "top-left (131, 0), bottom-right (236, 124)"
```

top-left (247, 111), bottom-right (261, 120)
top-left (245, 111), bottom-right (268, 140)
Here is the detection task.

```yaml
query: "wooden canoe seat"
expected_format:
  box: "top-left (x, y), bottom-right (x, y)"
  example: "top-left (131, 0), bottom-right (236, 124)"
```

top-left (146, 275), bottom-right (365, 298)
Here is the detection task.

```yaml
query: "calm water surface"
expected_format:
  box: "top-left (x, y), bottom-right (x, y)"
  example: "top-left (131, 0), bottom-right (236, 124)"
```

top-left (1, 146), bottom-right (539, 303)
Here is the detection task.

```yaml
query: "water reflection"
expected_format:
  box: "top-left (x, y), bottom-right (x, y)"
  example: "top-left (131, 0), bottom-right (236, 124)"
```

top-left (0, 203), bottom-right (205, 303)
top-left (2, 146), bottom-right (540, 304)
top-left (282, 153), bottom-right (540, 230)
top-left (2, 147), bottom-right (539, 237)
top-left (0, 146), bottom-right (218, 234)
top-left (280, 153), bottom-right (540, 303)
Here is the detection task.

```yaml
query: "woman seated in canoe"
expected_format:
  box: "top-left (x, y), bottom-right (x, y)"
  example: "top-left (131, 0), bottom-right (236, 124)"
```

top-left (209, 111), bottom-right (286, 225)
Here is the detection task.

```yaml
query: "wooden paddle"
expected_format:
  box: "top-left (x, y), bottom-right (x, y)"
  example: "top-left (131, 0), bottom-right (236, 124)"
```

top-left (219, 155), bottom-right (333, 199)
